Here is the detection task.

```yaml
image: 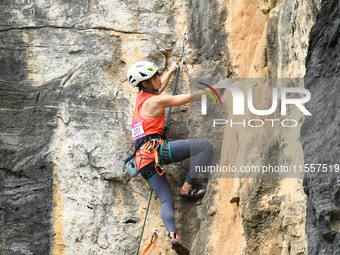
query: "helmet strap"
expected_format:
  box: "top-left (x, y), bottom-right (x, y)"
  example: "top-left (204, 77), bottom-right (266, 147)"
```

top-left (142, 80), bottom-right (158, 95)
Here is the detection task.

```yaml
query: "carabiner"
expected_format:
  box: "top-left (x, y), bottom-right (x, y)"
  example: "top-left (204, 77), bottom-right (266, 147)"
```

top-left (151, 228), bottom-right (159, 242)
top-left (177, 32), bottom-right (189, 68)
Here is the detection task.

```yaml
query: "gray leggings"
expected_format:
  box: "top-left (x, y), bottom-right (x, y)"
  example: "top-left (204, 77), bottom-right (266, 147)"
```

top-left (147, 139), bottom-right (212, 233)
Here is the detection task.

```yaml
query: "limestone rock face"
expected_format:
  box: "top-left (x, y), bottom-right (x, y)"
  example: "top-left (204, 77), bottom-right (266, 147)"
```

top-left (0, 30), bottom-right (58, 255)
top-left (0, 1), bottom-right (191, 255)
top-left (0, 0), bottom-right (338, 255)
top-left (301, 0), bottom-right (340, 254)
top-left (204, 0), bottom-right (321, 254)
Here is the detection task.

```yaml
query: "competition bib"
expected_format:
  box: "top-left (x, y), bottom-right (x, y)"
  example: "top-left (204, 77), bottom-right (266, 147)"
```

top-left (132, 120), bottom-right (146, 141)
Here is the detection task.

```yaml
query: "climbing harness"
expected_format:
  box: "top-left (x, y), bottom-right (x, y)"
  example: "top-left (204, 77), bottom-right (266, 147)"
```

top-left (139, 141), bottom-right (171, 181)
top-left (160, 141), bottom-right (173, 165)
top-left (143, 139), bottom-right (164, 176)
top-left (125, 134), bottom-right (165, 178)
top-left (136, 32), bottom-right (188, 255)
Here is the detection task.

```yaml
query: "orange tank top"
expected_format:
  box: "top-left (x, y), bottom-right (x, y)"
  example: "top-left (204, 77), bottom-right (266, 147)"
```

top-left (132, 92), bottom-right (165, 170)
top-left (132, 92), bottom-right (165, 140)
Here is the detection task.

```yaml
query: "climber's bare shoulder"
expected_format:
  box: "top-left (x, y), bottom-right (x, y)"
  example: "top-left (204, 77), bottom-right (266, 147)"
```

top-left (141, 94), bottom-right (190, 117)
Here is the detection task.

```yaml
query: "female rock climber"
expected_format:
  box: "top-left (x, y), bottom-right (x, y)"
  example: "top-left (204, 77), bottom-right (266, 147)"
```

top-left (127, 60), bottom-right (212, 255)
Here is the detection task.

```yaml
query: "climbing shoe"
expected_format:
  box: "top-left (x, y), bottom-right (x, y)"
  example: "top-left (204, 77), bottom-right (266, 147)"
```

top-left (169, 233), bottom-right (189, 255)
top-left (180, 186), bottom-right (205, 198)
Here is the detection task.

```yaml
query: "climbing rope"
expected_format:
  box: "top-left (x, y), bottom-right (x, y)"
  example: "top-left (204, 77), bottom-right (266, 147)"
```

top-left (136, 189), bottom-right (154, 255)
top-left (164, 32), bottom-right (189, 133)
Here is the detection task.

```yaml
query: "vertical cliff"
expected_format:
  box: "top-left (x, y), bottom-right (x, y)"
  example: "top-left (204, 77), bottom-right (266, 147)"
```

top-left (201, 0), bottom-right (322, 254)
top-left (0, 0), bottom-right (338, 255)
top-left (0, 1), bottom-right (195, 254)
top-left (0, 22), bottom-right (62, 253)
top-left (301, 0), bottom-right (340, 254)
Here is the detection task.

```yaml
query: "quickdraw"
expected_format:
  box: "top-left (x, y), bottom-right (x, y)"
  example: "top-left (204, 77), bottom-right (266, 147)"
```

top-left (175, 32), bottom-right (189, 68)
top-left (164, 32), bottom-right (189, 134)
top-left (140, 229), bottom-right (159, 255)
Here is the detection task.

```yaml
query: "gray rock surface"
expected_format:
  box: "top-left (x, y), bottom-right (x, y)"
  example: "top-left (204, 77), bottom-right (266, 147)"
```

top-left (302, 0), bottom-right (340, 254)
top-left (0, 31), bottom-right (57, 254)
top-left (0, 0), bottom-right (338, 254)
top-left (0, 1), bottom-right (194, 255)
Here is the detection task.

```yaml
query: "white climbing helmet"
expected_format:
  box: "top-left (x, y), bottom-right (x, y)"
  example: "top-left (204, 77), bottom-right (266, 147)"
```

top-left (127, 61), bottom-right (159, 87)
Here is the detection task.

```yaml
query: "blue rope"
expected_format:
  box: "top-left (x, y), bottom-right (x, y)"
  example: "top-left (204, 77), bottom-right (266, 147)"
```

top-left (136, 189), bottom-right (153, 255)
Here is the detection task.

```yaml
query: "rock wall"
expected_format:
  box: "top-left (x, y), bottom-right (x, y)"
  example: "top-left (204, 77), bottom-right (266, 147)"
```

top-left (0, 0), bottom-right (338, 255)
top-left (301, 0), bottom-right (340, 254)
top-left (0, 37), bottom-right (56, 254)
top-left (0, 1), bottom-right (196, 254)
top-left (204, 0), bottom-right (322, 254)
